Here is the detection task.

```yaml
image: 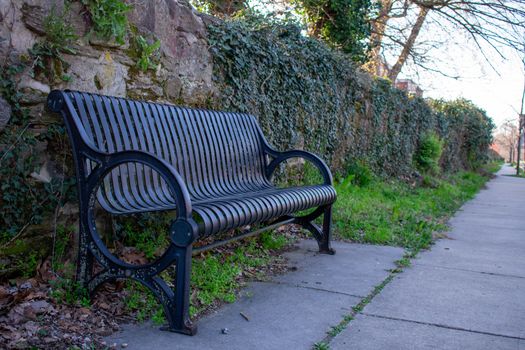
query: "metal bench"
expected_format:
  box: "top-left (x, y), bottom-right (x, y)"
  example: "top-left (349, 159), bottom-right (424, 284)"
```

top-left (47, 90), bottom-right (337, 335)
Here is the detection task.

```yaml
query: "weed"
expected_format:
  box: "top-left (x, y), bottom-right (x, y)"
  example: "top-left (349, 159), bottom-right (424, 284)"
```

top-left (81, 0), bottom-right (131, 44)
top-left (124, 282), bottom-right (164, 324)
top-left (313, 341), bottom-right (330, 350)
top-left (191, 254), bottom-right (240, 309)
top-left (28, 5), bottom-right (77, 81)
top-left (52, 225), bottom-right (74, 271)
top-left (50, 277), bottom-right (90, 307)
top-left (22, 252), bottom-right (39, 278)
top-left (327, 315), bottom-right (353, 337)
top-left (259, 231), bottom-right (289, 250)
top-left (135, 36), bottom-right (161, 72)
top-left (414, 132), bottom-right (444, 174)
top-left (113, 213), bottom-right (171, 259)
top-left (345, 161), bottom-right (373, 187)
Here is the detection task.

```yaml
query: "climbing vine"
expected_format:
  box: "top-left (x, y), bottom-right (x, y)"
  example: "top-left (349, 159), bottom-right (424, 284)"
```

top-left (207, 18), bottom-right (494, 178)
top-left (0, 64), bottom-right (76, 241)
top-left (294, 0), bottom-right (374, 62)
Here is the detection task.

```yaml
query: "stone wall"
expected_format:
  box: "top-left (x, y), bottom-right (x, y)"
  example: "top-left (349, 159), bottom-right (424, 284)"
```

top-left (0, 0), bottom-right (214, 125)
top-left (0, 0), bottom-right (218, 277)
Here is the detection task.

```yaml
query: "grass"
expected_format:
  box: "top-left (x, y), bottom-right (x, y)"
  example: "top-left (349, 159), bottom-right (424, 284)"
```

top-left (333, 166), bottom-right (497, 253)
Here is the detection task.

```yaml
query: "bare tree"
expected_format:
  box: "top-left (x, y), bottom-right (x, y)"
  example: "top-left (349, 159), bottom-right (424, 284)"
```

top-left (367, 0), bottom-right (525, 81)
top-left (495, 119), bottom-right (520, 162)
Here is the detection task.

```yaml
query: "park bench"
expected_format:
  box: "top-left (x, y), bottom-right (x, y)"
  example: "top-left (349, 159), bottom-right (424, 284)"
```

top-left (47, 90), bottom-right (337, 335)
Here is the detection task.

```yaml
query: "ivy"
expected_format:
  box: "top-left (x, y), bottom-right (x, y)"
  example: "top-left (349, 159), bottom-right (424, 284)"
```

top-left (294, 0), bottom-right (374, 62)
top-left (0, 65), bottom-right (76, 241)
top-left (134, 36), bottom-right (161, 73)
top-left (207, 18), bottom-right (494, 179)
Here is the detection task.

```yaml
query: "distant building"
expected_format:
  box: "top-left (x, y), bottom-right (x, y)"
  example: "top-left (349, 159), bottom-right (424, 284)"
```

top-left (395, 79), bottom-right (423, 97)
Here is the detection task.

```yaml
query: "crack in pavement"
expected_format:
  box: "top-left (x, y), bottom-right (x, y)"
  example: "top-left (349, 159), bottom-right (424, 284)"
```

top-left (414, 263), bottom-right (525, 280)
top-left (361, 313), bottom-right (525, 341)
top-left (264, 279), bottom-right (366, 299)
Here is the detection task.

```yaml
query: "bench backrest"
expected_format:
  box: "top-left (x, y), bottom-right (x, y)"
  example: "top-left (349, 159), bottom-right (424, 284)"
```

top-left (58, 91), bottom-right (271, 212)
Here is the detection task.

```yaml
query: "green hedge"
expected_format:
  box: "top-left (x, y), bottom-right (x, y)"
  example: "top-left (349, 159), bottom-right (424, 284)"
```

top-left (207, 19), bottom-right (495, 177)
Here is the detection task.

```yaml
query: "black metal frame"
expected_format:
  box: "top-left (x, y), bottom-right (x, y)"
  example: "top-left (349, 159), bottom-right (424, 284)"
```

top-left (47, 90), bottom-right (335, 336)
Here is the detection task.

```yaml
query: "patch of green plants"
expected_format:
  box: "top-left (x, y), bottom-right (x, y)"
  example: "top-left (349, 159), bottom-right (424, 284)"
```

top-left (414, 132), bottom-right (444, 174)
top-left (313, 341), bottom-right (330, 350)
top-left (21, 252), bottom-right (39, 278)
top-left (134, 35), bottom-right (161, 72)
top-left (50, 266), bottom-right (90, 307)
top-left (485, 160), bottom-right (503, 174)
top-left (0, 64), bottom-right (76, 242)
top-left (28, 5), bottom-right (77, 82)
top-left (124, 282), bottom-right (165, 325)
top-left (51, 225), bottom-right (75, 271)
top-left (81, 0), bottom-right (131, 44)
top-left (113, 212), bottom-right (171, 259)
top-left (333, 163), bottom-right (498, 253)
top-left (121, 233), bottom-right (289, 323)
top-left (259, 231), bottom-right (289, 250)
top-left (327, 314), bottom-right (353, 337)
top-left (191, 254), bottom-right (241, 311)
top-left (339, 161), bottom-right (373, 188)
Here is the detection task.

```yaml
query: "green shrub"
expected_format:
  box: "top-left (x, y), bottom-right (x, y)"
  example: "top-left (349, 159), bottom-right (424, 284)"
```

top-left (345, 161), bottom-right (373, 187)
top-left (415, 132), bottom-right (443, 173)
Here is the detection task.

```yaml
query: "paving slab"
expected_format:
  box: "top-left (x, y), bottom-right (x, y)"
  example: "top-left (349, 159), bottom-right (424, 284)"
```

top-left (331, 314), bottom-right (523, 350)
top-left (417, 238), bottom-right (525, 277)
top-left (274, 240), bottom-right (404, 297)
top-left (363, 264), bottom-right (525, 339)
top-left (444, 225), bottom-right (525, 245)
top-left (105, 240), bottom-right (404, 349)
top-left (107, 282), bottom-right (359, 350)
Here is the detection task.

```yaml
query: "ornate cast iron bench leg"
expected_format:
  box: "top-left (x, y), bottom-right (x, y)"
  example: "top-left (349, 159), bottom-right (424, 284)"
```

top-left (77, 215), bottom-right (197, 335)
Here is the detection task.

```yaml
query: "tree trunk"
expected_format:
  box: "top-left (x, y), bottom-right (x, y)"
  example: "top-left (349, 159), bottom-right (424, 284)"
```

top-left (367, 0), bottom-right (392, 76)
top-left (387, 5), bottom-right (429, 81)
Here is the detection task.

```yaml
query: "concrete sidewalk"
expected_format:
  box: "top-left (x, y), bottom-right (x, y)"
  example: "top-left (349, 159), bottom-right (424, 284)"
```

top-left (106, 241), bottom-right (404, 349)
top-left (331, 165), bottom-right (525, 349)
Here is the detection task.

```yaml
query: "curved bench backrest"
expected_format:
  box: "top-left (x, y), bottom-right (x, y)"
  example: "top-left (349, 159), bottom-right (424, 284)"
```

top-left (57, 90), bottom-right (271, 213)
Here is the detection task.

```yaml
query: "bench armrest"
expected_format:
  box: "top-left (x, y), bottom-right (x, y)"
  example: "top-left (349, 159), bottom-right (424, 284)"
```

top-left (85, 150), bottom-right (193, 219)
top-left (265, 148), bottom-right (333, 186)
